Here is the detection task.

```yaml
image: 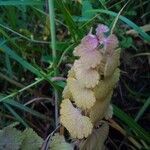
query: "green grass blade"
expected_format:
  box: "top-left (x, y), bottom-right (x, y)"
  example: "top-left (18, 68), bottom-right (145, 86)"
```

top-left (110, 1), bottom-right (129, 34)
top-left (0, 78), bottom-right (44, 103)
top-left (0, 42), bottom-right (42, 77)
top-left (48, 0), bottom-right (56, 65)
top-left (0, 0), bottom-right (43, 6)
top-left (56, 0), bottom-right (82, 40)
top-left (73, 1), bottom-right (97, 22)
top-left (56, 43), bottom-right (75, 68)
top-left (0, 24), bottom-right (50, 44)
top-left (113, 105), bottom-right (150, 144)
top-left (0, 27), bottom-right (21, 49)
top-left (88, 9), bottom-right (150, 41)
top-left (135, 97), bottom-right (150, 122)
top-left (123, 81), bottom-right (149, 97)
top-left (4, 99), bottom-right (47, 120)
top-left (4, 103), bottom-right (28, 127)
top-left (5, 54), bottom-right (13, 78)
top-left (98, 0), bottom-right (108, 10)
top-left (81, 0), bottom-right (94, 20)
top-left (48, 0), bottom-right (58, 128)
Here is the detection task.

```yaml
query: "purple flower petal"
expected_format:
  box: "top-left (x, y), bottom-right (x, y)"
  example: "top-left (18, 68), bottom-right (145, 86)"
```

top-left (103, 34), bottom-right (119, 55)
top-left (81, 34), bottom-right (98, 50)
top-left (96, 24), bottom-right (109, 36)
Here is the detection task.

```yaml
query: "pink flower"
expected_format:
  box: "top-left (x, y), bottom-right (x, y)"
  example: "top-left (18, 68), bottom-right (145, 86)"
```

top-left (73, 34), bottom-right (98, 56)
top-left (96, 24), bottom-right (109, 36)
top-left (102, 34), bottom-right (119, 55)
top-left (81, 34), bottom-right (99, 50)
top-left (96, 24), bottom-right (118, 54)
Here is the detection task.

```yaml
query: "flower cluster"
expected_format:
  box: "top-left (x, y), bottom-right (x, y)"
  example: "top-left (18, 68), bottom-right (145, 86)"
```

top-left (60, 24), bottom-right (120, 139)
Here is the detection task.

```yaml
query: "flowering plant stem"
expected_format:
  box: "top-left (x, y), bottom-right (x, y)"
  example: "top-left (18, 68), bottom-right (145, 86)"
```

top-left (48, 0), bottom-right (58, 127)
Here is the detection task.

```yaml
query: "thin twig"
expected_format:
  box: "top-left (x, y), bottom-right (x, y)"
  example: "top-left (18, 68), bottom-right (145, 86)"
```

top-left (0, 72), bottom-right (24, 89)
top-left (24, 97), bottom-right (53, 106)
top-left (51, 77), bottom-right (66, 81)
top-left (41, 125), bottom-right (61, 150)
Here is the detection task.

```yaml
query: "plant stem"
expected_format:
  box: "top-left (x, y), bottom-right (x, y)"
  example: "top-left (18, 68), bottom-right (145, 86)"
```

top-left (135, 97), bottom-right (150, 122)
top-left (48, 0), bottom-right (58, 127)
top-left (0, 78), bottom-right (43, 103)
